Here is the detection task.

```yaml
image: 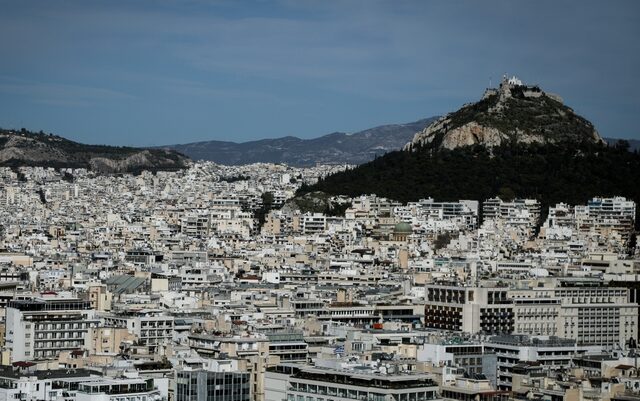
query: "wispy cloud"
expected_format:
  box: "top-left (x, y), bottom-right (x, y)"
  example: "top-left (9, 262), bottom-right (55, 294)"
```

top-left (0, 77), bottom-right (135, 107)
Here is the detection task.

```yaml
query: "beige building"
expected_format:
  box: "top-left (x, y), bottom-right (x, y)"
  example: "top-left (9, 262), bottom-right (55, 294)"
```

top-left (424, 284), bottom-right (514, 335)
top-left (510, 283), bottom-right (638, 350)
top-left (85, 283), bottom-right (112, 311)
top-left (88, 326), bottom-right (135, 355)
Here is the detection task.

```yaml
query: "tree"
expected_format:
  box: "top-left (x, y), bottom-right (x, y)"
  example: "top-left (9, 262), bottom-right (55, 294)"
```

top-left (498, 186), bottom-right (516, 202)
top-left (261, 191), bottom-right (274, 209)
top-left (434, 232), bottom-right (453, 250)
top-left (255, 192), bottom-right (275, 230)
top-left (615, 140), bottom-right (630, 152)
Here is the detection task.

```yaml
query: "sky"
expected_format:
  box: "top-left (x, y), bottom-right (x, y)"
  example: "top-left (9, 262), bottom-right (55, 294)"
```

top-left (0, 0), bottom-right (639, 146)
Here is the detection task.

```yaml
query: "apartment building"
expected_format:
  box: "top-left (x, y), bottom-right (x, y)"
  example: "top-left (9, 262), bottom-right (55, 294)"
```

top-left (483, 335), bottom-right (600, 390)
top-left (582, 197), bottom-right (636, 243)
top-left (103, 309), bottom-right (174, 354)
top-left (410, 198), bottom-right (479, 231)
top-left (265, 364), bottom-right (440, 401)
top-left (299, 213), bottom-right (327, 235)
top-left (483, 198), bottom-right (541, 226)
top-left (266, 332), bottom-right (309, 363)
top-left (5, 297), bottom-right (98, 362)
top-left (181, 214), bottom-right (211, 238)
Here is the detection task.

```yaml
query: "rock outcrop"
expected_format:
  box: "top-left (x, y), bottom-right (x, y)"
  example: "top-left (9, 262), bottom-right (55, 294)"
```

top-left (0, 129), bottom-right (190, 173)
top-left (406, 76), bottom-right (604, 151)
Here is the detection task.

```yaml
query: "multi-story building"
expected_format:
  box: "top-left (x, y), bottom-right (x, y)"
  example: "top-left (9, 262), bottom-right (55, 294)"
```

top-left (553, 282), bottom-right (637, 350)
top-left (76, 377), bottom-right (164, 401)
top-left (187, 334), bottom-right (278, 401)
top-left (424, 285), bottom-right (514, 335)
top-left (181, 214), bottom-right (211, 238)
top-left (5, 297), bottom-right (98, 361)
top-left (410, 198), bottom-right (479, 231)
top-left (176, 368), bottom-right (251, 401)
top-left (483, 198), bottom-right (541, 227)
top-left (266, 332), bottom-right (309, 363)
top-left (483, 335), bottom-right (600, 390)
top-left (586, 197), bottom-right (636, 236)
top-left (417, 341), bottom-right (497, 383)
top-left (265, 364), bottom-right (441, 401)
top-left (543, 197), bottom-right (637, 250)
top-left (511, 281), bottom-right (638, 350)
top-left (103, 309), bottom-right (174, 354)
top-left (0, 367), bottom-right (99, 401)
top-left (510, 288), bottom-right (561, 337)
top-left (299, 213), bottom-right (327, 235)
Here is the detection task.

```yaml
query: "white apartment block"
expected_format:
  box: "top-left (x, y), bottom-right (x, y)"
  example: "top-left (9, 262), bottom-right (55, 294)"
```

top-left (5, 297), bottom-right (98, 362)
top-left (265, 364), bottom-right (440, 401)
top-left (103, 309), bottom-right (174, 354)
top-left (300, 213), bottom-right (327, 235)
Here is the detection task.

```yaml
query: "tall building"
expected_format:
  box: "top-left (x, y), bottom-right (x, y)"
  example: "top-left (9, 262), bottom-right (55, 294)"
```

top-left (424, 285), bottom-right (514, 335)
top-left (5, 297), bottom-right (98, 362)
top-left (511, 281), bottom-right (638, 350)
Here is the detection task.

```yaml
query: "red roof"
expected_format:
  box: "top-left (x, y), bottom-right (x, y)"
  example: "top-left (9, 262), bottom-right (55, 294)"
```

top-left (12, 361), bottom-right (36, 368)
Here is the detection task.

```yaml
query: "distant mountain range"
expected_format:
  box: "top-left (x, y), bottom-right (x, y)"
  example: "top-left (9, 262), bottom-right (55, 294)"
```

top-left (604, 137), bottom-right (640, 151)
top-left (161, 118), bottom-right (437, 166)
top-left (0, 128), bottom-right (189, 174)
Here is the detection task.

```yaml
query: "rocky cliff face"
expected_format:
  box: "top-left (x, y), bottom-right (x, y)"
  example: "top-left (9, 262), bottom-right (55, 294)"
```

top-left (406, 78), bottom-right (604, 151)
top-left (0, 129), bottom-right (190, 173)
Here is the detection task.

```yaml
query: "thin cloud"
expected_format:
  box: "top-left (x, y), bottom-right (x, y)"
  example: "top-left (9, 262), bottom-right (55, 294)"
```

top-left (0, 78), bottom-right (135, 107)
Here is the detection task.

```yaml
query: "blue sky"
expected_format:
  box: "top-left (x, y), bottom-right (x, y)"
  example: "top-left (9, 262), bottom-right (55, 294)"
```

top-left (0, 0), bottom-right (638, 146)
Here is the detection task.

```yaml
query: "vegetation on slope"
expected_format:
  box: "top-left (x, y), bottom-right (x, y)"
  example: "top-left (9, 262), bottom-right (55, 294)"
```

top-left (300, 140), bottom-right (640, 226)
top-left (0, 128), bottom-right (189, 174)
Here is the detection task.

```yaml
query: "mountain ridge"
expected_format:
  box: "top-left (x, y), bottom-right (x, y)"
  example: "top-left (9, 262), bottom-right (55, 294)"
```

top-left (0, 128), bottom-right (190, 174)
top-left (161, 117), bottom-right (437, 166)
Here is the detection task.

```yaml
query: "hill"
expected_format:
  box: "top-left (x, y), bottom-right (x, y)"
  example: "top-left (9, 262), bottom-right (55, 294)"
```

top-left (407, 76), bottom-right (603, 151)
top-left (0, 128), bottom-right (189, 174)
top-left (301, 77), bottom-right (640, 225)
top-left (162, 117), bottom-right (436, 166)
